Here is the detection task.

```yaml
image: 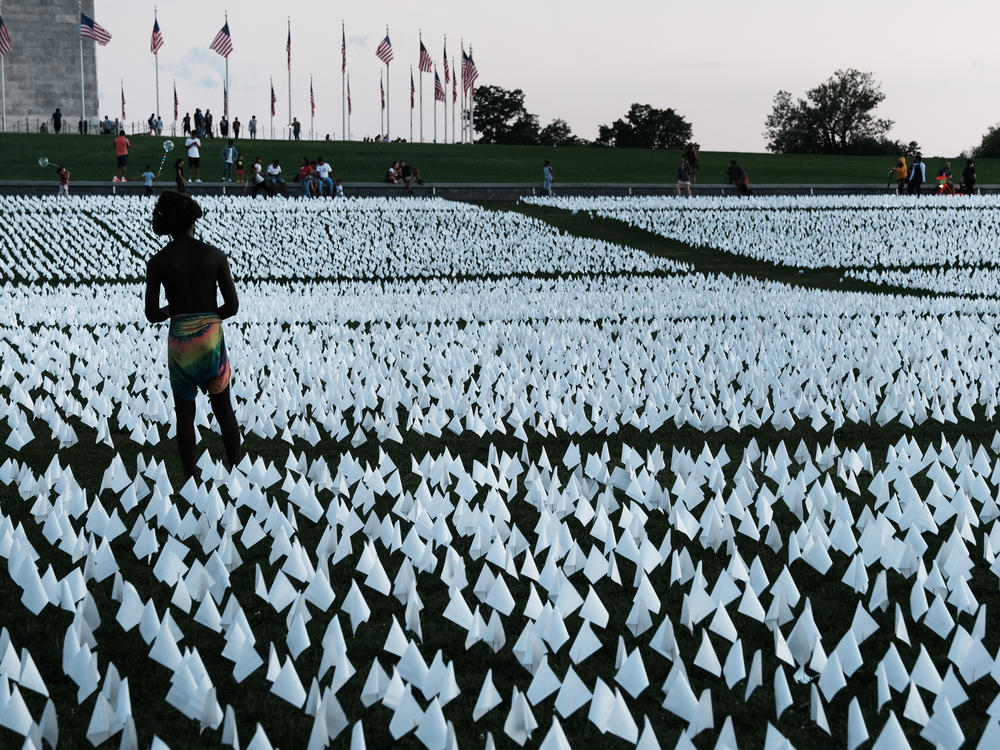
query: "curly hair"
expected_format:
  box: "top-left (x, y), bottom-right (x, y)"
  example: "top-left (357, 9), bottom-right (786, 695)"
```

top-left (152, 191), bottom-right (203, 236)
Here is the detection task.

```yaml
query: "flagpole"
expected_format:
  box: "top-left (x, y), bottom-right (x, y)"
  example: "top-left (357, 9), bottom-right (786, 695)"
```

top-left (154, 7), bottom-right (160, 120)
top-left (451, 58), bottom-right (456, 144)
top-left (409, 65), bottom-right (413, 143)
top-left (418, 30), bottom-right (423, 144)
top-left (79, 0), bottom-right (85, 127)
top-left (224, 12), bottom-right (229, 139)
top-left (286, 17), bottom-right (291, 140)
top-left (347, 72), bottom-right (351, 140)
top-left (310, 75), bottom-right (314, 140)
top-left (341, 21), bottom-right (346, 141)
top-left (469, 45), bottom-right (475, 146)
top-left (379, 71), bottom-right (384, 140)
top-left (460, 40), bottom-right (465, 143)
top-left (385, 25), bottom-right (390, 141)
top-left (270, 76), bottom-right (274, 139)
top-left (442, 36), bottom-right (447, 146)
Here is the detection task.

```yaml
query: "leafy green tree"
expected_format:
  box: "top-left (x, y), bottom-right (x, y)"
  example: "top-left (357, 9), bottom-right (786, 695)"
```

top-left (539, 118), bottom-right (578, 146)
top-left (973, 126), bottom-right (1000, 158)
top-left (596, 104), bottom-right (692, 149)
top-left (764, 69), bottom-right (894, 154)
top-left (473, 85), bottom-right (539, 144)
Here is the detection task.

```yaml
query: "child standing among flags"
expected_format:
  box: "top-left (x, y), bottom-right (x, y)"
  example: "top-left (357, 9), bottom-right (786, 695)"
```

top-left (56, 166), bottom-right (71, 198)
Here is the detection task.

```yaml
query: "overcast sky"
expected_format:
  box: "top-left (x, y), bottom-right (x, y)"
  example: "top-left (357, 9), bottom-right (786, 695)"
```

top-left (92, 0), bottom-right (999, 154)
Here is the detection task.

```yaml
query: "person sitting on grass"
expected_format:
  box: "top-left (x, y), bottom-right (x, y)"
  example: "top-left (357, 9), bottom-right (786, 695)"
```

top-left (727, 160), bottom-right (752, 196)
top-left (144, 191), bottom-right (241, 480)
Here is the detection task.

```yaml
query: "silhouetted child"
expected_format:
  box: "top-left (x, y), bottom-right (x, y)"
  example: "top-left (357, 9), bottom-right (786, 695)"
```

top-left (235, 154), bottom-right (245, 182)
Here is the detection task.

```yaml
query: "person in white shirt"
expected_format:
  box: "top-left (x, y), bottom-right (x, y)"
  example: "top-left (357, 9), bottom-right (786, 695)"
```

top-left (185, 134), bottom-right (202, 182)
top-left (314, 157), bottom-right (334, 196)
top-left (265, 160), bottom-right (288, 196)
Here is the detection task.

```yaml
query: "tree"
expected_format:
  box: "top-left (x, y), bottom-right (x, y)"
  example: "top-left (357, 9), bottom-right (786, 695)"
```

top-left (473, 85), bottom-right (537, 144)
top-left (539, 118), bottom-right (578, 146)
top-left (596, 104), bottom-right (692, 149)
top-left (973, 125), bottom-right (1000, 158)
top-left (764, 69), bottom-right (894, 154)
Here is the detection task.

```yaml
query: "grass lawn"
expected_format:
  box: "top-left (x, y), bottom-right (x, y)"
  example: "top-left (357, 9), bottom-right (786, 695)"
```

top-left (1, 131), bottom-right (988, 185)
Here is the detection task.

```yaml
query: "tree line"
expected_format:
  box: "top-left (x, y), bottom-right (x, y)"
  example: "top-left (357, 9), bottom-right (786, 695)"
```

top-left (474, 71), bottom-right (1000, 157)
top-left (471, 85), bottom-right (691, 149)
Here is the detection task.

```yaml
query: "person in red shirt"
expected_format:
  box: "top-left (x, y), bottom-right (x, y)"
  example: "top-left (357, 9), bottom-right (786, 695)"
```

top-left (113, 130), bottom-right (131, 182)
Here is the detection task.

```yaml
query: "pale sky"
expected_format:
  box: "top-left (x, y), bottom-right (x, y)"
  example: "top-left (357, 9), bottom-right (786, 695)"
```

top-left (93, 0), bottom-right (1000, 155)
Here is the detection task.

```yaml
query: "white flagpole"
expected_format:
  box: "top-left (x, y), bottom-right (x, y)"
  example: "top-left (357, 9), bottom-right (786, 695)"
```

top-left (418, 30), bottom-right (423, 143)
top-left (442, 35), bottom-right (447, 145)
top-left (79, 0), bottom-right (86, 127)
top-left (469, 45), bottom-right (475, 145)
top-left (287, 17), bottom-right (291, 140)
top-left (379, 72), bottom-right (384, 139)
top-left (433, 64), bottom-right (437, 144)
top-left (409, 65), bottom-right (413, 143)
top-left (224, 12), bottom-right (229, 138)
top-left (310, 75), bottom-right (314, 140)
top-left (347, 72), bottom-right (351, 140)
top-left (451, 57), bottom-right (456, 144)
top-left (385, 26), bottom-right (390, 140)
top-left (341, 20), bottom-right (346, 141)
top-left (154, 7), bottom-right (160, 121)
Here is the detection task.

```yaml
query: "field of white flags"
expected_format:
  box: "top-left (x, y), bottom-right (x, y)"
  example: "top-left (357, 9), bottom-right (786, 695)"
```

top-left (2, 194), bottom-right (1000, 749)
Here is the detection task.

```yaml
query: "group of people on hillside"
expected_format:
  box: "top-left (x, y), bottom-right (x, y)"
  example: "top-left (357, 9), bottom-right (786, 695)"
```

top-left (180, 109), bottom-right (243, 140)
top-left (891, 155), bottom-right (976, 195)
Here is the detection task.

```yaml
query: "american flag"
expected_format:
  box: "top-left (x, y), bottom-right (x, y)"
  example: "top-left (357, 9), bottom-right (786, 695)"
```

top-left (0, 15), bottom-right (12, 57)
top-left (376, 33), bottom-right (393, 65)
top-left (341, 23), bottom-right (346, 74)
top-left (461, 47), bottom-right (470, 93)
top-left (418, 41), bottom-right (431, 73)
top-left (467, 49), bottom-right (479, 89)
top-left (150, 17), bottom-right (163, 55)
top-left (310, 77), bottom-right (315, 117)
top-left (121, 83), bottom-right (126, 121)
top-left (80, 13), bottom-right (112, 46)
top-left (173, 82), bottom-right (179, 121)
top-left (286, 25), bottom-right (291, 71)
top-left (410, 69), bottom-right (415, 109)
top-left (270, 80), bottom-right (276, 117)
top-left (209, 22), bottom-right (233, 58)
top-left (380, 74), bottom-right (385, 110)
top-left (347, 75), bottom-right (352, 116)
top-left (452, 59), bottom-right (457, 103)
top-left (443, 40), bottom-right (449, 84)
top-left (434, 72), bottom-right (445, 103)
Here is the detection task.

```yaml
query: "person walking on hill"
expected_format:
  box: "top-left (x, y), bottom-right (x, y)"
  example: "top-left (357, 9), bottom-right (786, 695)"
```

top-left (683, 142), bottom-right (700, 182)
top-left (113, 130), bottom-right (131, 182)
top-left (891, 157), bottom-right (908, 194)
top-left (182, 112), bottom-right (191, 135)
top-left (292, 117), bottom-right (302, 140)
top-left (233, 117), bottom-right (241, 139)
top-left (907, 155), bottom-right (925, 195)
top-left (52, 108), bottom-right (63, 134)
top-left (248, 116), bottom-right (258, 140)
top-left (542, 160), bottom-right (554, 196)
top-left (962, 159), bottom-right (977, 194)
top-left (144, 192), bottom-right (242, 480)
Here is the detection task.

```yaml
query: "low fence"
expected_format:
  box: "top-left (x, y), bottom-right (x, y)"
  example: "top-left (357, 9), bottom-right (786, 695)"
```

top-left (0, 181), bottom-right (994, 199)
